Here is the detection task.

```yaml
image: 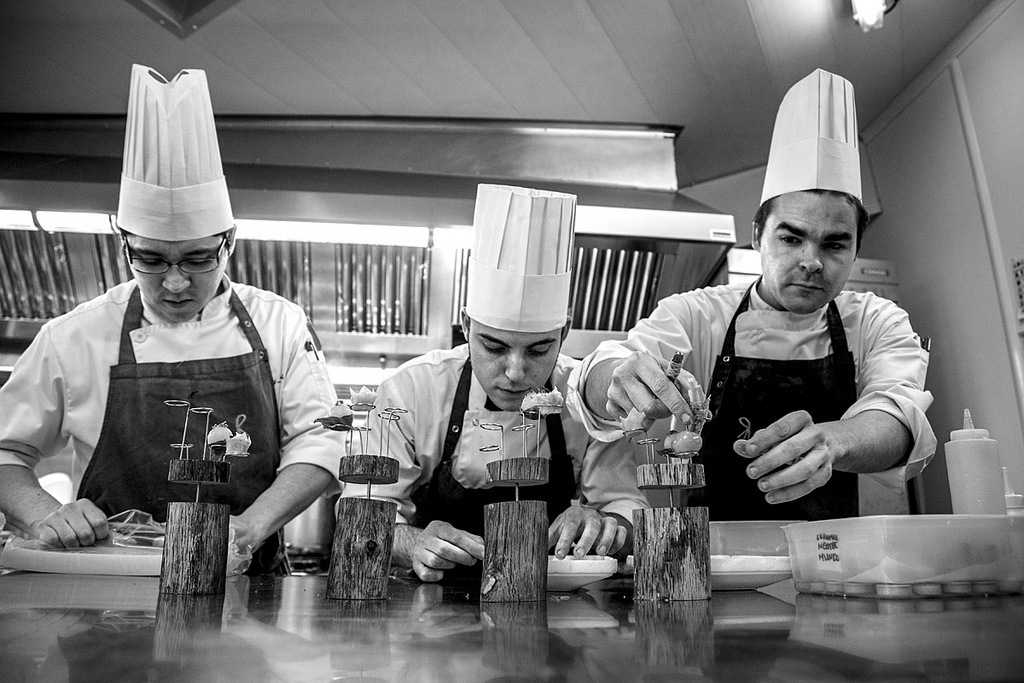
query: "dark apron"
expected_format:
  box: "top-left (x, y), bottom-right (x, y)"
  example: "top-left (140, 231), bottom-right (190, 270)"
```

top-left (79, 285), bottom-right (287, 574)
top-left (690, 285), bottom-right (859, 521)
top-left (411, 359), bottom-right (576, 541)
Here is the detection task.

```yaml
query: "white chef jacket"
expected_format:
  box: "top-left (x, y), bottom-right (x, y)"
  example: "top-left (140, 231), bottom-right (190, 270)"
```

top-left (566, 282), bottom-right (936, 490)
top-left (0, 278), bottom-right (343, 495)
top-left (340, 344), bottom-right (649, 525)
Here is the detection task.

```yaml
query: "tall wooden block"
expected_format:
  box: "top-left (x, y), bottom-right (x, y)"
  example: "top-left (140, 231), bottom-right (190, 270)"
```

top-left (327, 497), bottom-right (396, 600)
top-left (481, 500), bottom-right (547, 602)
top-left (633, 506), bottom-right (710, 602)
top-left (160, 501), bottom-right (230, 595)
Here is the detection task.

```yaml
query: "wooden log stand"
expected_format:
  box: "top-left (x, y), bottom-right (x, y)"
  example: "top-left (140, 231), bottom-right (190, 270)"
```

top-left (486, 457), bottom-right (548, 486)
top-left (160, 456), bottom-right (232, 596)
top-left (480, 456), bottom-right (550, 603)
top-left (160, 500), bottom-right (231, 595)
top-left (327, 454), bottom-right (400, 600)
top-left (166, 459), bottom-right (230, 485)
top-left (481, 500), bottom-right (547, 602)
top-left (633, 460), bottom-right (710, 602)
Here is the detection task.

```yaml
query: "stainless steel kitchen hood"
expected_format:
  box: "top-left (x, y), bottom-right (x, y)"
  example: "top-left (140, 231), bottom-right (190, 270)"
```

top-left (0, 116), bottom-right (735, 372)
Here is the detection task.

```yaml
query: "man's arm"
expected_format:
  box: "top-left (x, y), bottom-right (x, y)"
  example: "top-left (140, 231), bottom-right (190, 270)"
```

top-left (230, 463), bottom-right (335, 550)
top-left (0, 464), bottom-right (109, 547)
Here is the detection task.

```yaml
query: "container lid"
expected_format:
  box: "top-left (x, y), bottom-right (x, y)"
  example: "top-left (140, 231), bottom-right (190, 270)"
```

top-left (951, 408), bottom-right (990, 440)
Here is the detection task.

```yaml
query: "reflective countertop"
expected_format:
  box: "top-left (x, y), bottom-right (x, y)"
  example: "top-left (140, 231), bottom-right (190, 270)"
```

top-left (0, 572), bottom-right (1022, 682)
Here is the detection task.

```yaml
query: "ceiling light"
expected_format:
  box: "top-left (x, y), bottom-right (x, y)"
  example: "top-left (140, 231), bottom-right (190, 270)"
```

top-left (0, 209), bottom-right (37, 231)
top-left (36, 211), bottom-right (115, 234)
top-left (235, 219), bottom-right (430, 247)
top-left (852, 0), bottom-right (898, 32)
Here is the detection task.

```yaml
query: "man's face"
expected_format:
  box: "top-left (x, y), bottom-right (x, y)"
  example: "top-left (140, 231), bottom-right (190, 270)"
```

top-left (124, 231), bottom-right (230, 323)
top-left (463, 314), bottom-right (567, 412)
top-left (753, 191), bottom-right (858, 314)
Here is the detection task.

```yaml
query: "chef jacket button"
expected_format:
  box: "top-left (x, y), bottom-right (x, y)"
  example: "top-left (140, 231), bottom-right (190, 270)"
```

top-left (716, 381), bottom-right (724, 388)
top-left (451, 425), bottom-right (460, 434)
top-left (131, 330), bottom-right (147, 343)
top-left (722, 355), bottom-right (730, 362)
top-left (243, 320), bottom-right (253, 328)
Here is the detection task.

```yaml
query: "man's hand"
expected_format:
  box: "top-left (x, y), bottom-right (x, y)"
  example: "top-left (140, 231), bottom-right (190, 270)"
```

top-left (549, 506), bottom-right (626, 559)
top-left (31, 499), bottom-right (109, 548)
top-left (228, 515), bottom-right (262, 554)
top-left (734, 410), bottom-right (837, 505)
top-left (396, 521), bottom-right (485, 582)
top-left (594, 353), bottom-right (700, 428)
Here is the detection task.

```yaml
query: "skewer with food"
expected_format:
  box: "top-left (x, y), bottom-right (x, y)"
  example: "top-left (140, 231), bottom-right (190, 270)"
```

top-left (206, 416), bottom-right (251, 458)
top-left (314, 401), bottom-right (355, 431)
top-left (519, 387), bottom-right (563, 418)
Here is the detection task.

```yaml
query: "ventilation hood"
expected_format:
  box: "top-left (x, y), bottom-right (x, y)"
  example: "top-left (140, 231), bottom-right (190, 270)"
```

top-left (0, 116), bottom-right (734, 367)
top-left (1, 116), bottom-right (730, 229)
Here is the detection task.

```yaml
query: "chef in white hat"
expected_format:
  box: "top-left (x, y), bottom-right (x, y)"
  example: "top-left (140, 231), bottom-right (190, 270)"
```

top-left (568, 69), bottom-right (936, 521)
top-left (340, 184), bottom-right (647, 582)
top-left (0, 65), bottom-right (342, 574)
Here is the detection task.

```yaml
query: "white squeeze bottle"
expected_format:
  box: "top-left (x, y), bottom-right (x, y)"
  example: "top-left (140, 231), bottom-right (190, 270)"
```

top-left (945, 409), bottom-right (1006, 514)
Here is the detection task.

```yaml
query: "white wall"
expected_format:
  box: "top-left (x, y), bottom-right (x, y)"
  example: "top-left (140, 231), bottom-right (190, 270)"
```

top-left (862, 0), bottom-right (1024, 511)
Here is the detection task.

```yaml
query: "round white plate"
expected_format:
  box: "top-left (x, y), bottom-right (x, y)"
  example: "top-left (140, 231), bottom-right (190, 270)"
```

top-left (623, 554), bottom-right (792, 591)
top-left (547, 555), bottom-right (617, 592)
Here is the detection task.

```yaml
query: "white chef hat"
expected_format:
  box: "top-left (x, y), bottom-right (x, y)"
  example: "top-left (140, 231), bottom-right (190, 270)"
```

top-left (465, 184), bottom-right (576, 333)
top-left (117, 64), bottom-right (233, 240)
top-left (760, 68), bottom-right (861, 205)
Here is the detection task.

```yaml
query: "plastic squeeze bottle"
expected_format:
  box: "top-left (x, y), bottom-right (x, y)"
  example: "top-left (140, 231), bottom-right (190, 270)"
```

top-left (945, 409), bottom-right (1006, 514)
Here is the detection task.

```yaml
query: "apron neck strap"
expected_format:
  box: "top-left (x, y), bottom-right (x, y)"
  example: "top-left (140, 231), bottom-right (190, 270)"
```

top-left (118, 286), bottom-right (144, 365)
top-left (440, 359), bottom-right (475, 465)
top-left (719, 282), bottom-right (849, 358)
top-left (117, 284), bottom-right (266, 366)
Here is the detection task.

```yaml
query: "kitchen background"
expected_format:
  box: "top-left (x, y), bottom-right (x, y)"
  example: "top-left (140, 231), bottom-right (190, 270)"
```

top-left (0, 0), bottom-right (1021, 526)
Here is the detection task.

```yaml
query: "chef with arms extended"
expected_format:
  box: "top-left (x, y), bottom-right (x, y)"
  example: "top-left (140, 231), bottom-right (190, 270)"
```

top-left (340, 184), bottom-right (647, 582)
top-left (568, 69), bottom-right (936, 521)
top-left (0, 64), bottom-right (342, 573)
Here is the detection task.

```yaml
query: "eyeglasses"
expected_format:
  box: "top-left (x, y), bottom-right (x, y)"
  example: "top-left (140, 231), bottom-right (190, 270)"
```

top-left (123, 234), bottom-right (228, 274)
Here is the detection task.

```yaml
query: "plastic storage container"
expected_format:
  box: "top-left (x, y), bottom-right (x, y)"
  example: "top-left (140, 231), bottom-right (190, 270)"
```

top-left (784, 515), bottom-right (1024, 598)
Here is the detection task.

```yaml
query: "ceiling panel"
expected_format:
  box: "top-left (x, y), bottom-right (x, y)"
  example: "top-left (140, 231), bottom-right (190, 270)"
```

top-left (0, 0), bottom-right (999, 186)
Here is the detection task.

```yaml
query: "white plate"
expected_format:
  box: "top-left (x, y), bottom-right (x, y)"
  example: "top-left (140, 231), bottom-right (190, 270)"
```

top-left (547, 555), bottom-right (617, 592)
top-left (623, 554), bottom-right (792, 591)
top-left (0, 540), bottom-right (162, 576)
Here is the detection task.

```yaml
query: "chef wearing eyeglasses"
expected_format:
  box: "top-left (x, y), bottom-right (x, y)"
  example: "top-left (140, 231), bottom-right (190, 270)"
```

top-left (0, 65), bottom-right (342, 574)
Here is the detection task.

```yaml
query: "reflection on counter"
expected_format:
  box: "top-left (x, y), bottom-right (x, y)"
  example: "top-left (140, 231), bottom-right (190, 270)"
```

top-left (2, 572), bottom-right (1024, 682)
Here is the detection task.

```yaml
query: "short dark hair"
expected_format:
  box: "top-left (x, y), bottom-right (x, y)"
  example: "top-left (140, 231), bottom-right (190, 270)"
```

top-left (752, 190), bottom-right (868, 252)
